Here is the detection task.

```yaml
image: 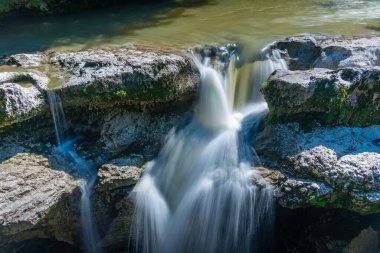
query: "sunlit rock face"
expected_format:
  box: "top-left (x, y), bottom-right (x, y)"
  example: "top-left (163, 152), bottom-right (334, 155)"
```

top-left (257, 35), bottom-right (380, 215)
top-left (50, 49), bottom-right (200, 109)
top-left (272, 35), bottom-right (380, 70)
top-left (263, 67), bottom-right (380, 126)
top-left (264, 35), bottom-right (380, 127)
top-left (255, 123), bottom-right (380, 214)
top-left (0, 153), bottom-right (82, 252)
top-left (0, 72), bottom-right (48, 126)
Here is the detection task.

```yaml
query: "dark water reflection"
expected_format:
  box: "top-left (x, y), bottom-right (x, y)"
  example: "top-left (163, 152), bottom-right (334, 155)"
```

top-left (0, 1), bottom-right (182, 55)
top-left (1, 0), bottom-right (380, 55)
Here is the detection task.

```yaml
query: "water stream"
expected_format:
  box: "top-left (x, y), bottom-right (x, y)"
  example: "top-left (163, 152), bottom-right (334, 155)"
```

top-left (131, 47), bottom-right (287, 253)
top-left (46, 90), bottom-right (102, 253)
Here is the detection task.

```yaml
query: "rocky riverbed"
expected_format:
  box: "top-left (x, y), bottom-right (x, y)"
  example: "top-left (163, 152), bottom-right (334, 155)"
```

top-left (0, 35), bottom-right (379, 252)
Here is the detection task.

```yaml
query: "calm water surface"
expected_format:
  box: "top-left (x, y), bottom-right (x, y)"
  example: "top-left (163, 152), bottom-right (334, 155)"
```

top-left (0, 0), bottom-right (380, 54)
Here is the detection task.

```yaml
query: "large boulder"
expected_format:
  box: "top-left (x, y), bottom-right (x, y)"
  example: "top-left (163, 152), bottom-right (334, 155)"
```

top-left (0, 48), bottom-right (200, 130)
top-left (0, 153), bottom-right (82, 252)
top-left (50, 48), bottom-right (200, 110)
top-left (255, 123), bottom-right (380, 214)
top-left (263, 67), bottom-right (380, 126)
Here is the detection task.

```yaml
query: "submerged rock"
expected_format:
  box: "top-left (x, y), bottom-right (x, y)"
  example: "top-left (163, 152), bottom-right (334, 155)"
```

top-left (0, 153), bottom-right (82, 251)
top-left (263, 67), bottom-right (380, 126)
top-left (255, 123), bottom-right (380, 214)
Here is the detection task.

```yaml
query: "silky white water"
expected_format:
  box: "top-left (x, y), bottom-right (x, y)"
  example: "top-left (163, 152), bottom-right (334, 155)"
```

top-left (46, 90), bottom-right (102, 253)
top-left (131, 47), bottom-right (287, 253)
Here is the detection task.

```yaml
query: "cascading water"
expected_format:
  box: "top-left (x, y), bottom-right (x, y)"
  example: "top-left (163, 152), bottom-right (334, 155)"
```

top-left (47, 91), bottom-right (67, 146)
top-left (131, 46), bottom-right (287, 253)
top-left (46, 90), bottom-right (102, 253)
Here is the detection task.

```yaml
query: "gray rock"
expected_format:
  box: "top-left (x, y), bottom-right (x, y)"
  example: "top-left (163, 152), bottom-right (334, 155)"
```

top-left (255, 123), bottom-right (380, 214)
top-left (0, 153), bottom-right (82, 250)
top-left (273, 34), bottom-right (323, 70)
top-left (92, 154), bottom-right (146, 252)
top-left (0, 72), bottom-right (48, 126)
top-left (96, 154), bottom-right (145, 192)
top-left (50, 48), bottom-right (200, 109)
top-left (3, 54), bottom-right (45, 68)
top-left (263, 67), bottom-right (380, 126)
top-left (99, 110), bottom-right (191, 156)
top-left (273, 35), bottom-right (380, 70)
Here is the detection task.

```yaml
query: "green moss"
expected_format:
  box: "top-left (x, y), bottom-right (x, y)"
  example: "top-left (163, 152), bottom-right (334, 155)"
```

top-left (265, 77), bottom-right (380, 127)
top-left (0, 99), bottom-right (8, 124)
top-left (153, 63), bottom-right (166, 76)
top-left (72, 75), bottom-right (174, 109)
top-left (114, 89), bottom-right (128, 97)
top-left (309, 195), bottom-right (327, 207)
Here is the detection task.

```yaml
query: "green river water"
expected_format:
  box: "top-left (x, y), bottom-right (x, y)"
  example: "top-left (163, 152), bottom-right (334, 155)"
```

top-left (1, 0), bottom-right (380, 55)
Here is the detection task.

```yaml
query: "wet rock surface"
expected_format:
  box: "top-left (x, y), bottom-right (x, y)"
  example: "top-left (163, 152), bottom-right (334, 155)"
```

top-left (0, 72), bottom-right (48, 125)
top-left (1, 53), bottom-right (46, 68)
top-left (259, 35), bottom-right (380, 215)
top-left (255, 123), bottom-right (380, 214)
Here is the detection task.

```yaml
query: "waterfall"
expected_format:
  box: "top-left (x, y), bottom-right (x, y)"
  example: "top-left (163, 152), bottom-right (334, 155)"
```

top-left (131, 46), bottom-right (287, 253)
top-left (47, 90), bottom-right (68, 146)
top-left (46, 90), bottom-right (102, 253)
top-left (81, 177), bottom-right (103, 253)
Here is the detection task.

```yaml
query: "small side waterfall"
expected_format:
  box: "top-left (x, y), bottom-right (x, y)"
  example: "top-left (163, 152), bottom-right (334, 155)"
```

top-left (131, 47), bottom-right (287, 253)
top-left (47, 91), bottom-right (67, 146)
top-left (46, 90), bottom-right (102, 253)
top-left (81, 177), bottom-right (103, 253)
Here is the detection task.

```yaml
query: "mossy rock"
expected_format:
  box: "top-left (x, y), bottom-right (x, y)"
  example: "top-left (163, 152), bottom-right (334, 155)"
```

top-left (263, 68), bottom-right (380, 127)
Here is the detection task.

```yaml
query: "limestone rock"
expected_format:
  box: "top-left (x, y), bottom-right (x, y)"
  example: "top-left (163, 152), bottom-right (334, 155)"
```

top-left (0, 153), bottom-right (81, 250)
top-left (50, 48), bottom-right (200, 109)
top-left (0, 72), bottom-right (48, 126)
top-left (273, 35), bottom-right (380, 70)
top-left (2, 54), bottom-right (45, 68)
top-left (263, 67), bottom-right (380, 126)
top-left (99, 110), bottom-right (191, 156)
top-left (255, 123), bottom-right (380, 214)
top-left (96, 154), bottom-right (145, 192)
top-left (92, 154), bottom-right (146, 252)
